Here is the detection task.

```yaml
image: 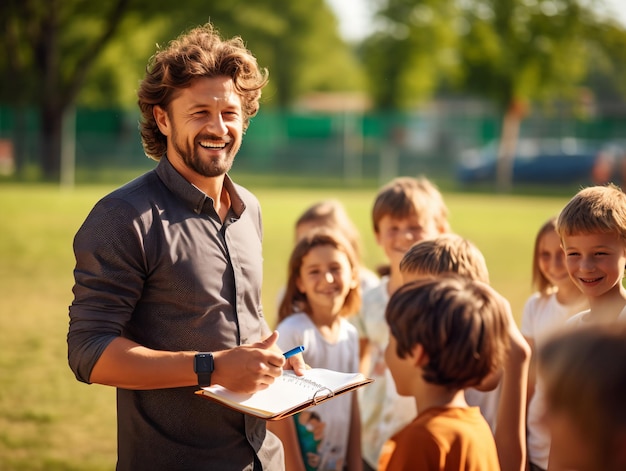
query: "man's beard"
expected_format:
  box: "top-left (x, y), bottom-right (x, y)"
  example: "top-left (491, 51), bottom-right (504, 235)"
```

top-left (172, 132), bottom-right (235, 178)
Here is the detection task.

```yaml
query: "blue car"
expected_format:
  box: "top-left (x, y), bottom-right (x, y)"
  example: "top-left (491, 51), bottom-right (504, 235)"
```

top-left (456, 138), bottom-right (624, 185)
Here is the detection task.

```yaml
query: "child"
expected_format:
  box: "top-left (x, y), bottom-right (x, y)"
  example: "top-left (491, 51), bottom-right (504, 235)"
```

top-left (555, 183), bottom-right (626, 325)
top-left (400, 234), bottom-right (531, 471)
top-left (538, 323), bottom-right (626, 471)
top-left (399, 233), bottom-right (489, 284)
top-left (379, 276), bottom-right (511, 470)
top-left (352, 176), bottom-right (450, 470)
top-left (524, 183), bottom-right (626, 469)
top-left (269, 229), bottom-right (362, 471)
top-left (293, 199), bottom-right (379, 296)
top-left (521, 217), bottom-right (588, 471)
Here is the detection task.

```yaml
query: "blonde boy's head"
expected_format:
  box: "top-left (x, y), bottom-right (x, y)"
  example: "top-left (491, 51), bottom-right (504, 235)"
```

top-left (399, 234), bottom-right (489, 284)
top-left (372, 176), bottom-right (450, 235)
top-left (385, 276), bottom-right (510, 390)
top-left (556, 184), bottom-right (626, 243)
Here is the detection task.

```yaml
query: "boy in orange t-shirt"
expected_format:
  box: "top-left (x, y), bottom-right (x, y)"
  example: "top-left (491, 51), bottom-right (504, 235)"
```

top-left (379, 276), bottom-right (510, 470)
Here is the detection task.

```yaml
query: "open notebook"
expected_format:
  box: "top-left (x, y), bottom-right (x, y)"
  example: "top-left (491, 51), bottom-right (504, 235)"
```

top-left (195, 368), bottom-right (373, 420)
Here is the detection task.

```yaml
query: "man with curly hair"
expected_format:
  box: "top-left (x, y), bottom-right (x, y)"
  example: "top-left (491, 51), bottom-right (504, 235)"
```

top-left (68, 23), bottom-right (304, 470)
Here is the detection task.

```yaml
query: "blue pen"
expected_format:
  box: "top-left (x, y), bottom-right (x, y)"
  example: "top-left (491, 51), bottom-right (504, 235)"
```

top-left (283, 345), bottom-right (305, 359)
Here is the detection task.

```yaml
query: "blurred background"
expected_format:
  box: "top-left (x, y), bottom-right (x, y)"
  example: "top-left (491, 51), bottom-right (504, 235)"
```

top-left (2, 0), bottom-right (626, 191)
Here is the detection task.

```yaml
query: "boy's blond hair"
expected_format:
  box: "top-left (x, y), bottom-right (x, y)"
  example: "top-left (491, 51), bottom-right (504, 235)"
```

top-left (372, 176), bottom-right (450, 234)
top-left (399, 233), bottom-right (489, 283)
top-left (555, 184), bottom-right (626, 242)
top-left (386, 276), bottom-right (510, 389)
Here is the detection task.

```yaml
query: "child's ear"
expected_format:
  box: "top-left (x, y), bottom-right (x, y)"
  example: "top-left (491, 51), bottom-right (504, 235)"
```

top-left (410, 344), bottom-right (429, 367)
top-left (350, 279), bottom-right (358, 289)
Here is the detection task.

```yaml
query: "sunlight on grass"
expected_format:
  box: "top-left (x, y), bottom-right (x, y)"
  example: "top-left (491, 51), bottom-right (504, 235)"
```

top-left (0, 182), bottom-right (571, 469)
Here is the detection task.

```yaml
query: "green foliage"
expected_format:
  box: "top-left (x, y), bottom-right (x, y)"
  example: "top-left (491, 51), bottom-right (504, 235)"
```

top-left (0, 0), bottom-right (366, 179)
top-left (458, 0), bottom-right (591, 109)
top-left (78, 0), bottom-right (366, 108)
top-left (360, 0), bottom-right (461, 108)
top-left (79, 15), bottom-right (171, 109)
top-left (582, 20), bottom-right (626, 100)
top-left (364, 0), bottom-right (626, 111)
top-left (0, 0), bottom-right (132, 107)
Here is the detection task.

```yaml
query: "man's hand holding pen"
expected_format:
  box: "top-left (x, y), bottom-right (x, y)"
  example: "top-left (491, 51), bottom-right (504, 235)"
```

top-left (209, 331), bottom-right (307, 394)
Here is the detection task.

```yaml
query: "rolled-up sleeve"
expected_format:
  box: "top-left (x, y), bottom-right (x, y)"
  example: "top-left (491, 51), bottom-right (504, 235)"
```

top-left (68, 198), bottom-right (147, 383)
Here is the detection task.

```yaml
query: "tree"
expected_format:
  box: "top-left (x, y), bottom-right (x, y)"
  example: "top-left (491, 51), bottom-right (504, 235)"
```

top-left (457, 0), bottom-right (600, 190)
top-left (0, 0), bottom-right (132, 180)
top-left (359, 0), bottom-right (460, 109)
top-left (363, 0), bottom-right (626, 190)
top-left (0, 0), bottom-right (365, 181)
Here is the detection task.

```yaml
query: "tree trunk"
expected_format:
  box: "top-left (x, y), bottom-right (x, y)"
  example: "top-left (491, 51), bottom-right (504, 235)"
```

top-left (11, 107), bottom-right (28, 175)
top-left (40, 103), bottom-right (63, 181)
top-left (496, 99), bottom-right (527, 192)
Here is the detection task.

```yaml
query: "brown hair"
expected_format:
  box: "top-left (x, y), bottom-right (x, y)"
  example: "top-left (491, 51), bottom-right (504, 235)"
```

top-left (385, 276), bottom-right (509, 390)
top-left (372, 176), bottom-right (450, 234)
top-left (295, 200), bottom-right (364, 261)
top-left (539, 323), bottom-right (626, 470)
top-left (555, 184), bottom-right (626, 242)
top-left (532, 217), bottom-right (559, 295)
top-left (137, 22), bottom-right (269, 160)
top-left (399, 233), bottom-right (489, 283)
top-left (278, 229), bottom-right (361, 324)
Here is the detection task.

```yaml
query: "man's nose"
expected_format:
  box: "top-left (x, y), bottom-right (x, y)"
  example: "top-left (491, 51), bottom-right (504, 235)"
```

top-left (205, 114), bottom-right (227, 135)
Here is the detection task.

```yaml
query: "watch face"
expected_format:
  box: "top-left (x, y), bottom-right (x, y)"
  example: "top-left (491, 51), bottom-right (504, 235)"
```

top-left (195, 353), bottom-right (214, 373)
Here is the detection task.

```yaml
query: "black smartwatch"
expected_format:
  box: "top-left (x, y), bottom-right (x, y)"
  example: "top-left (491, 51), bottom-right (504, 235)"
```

top-left (194, 352), bottom-right (214, 387)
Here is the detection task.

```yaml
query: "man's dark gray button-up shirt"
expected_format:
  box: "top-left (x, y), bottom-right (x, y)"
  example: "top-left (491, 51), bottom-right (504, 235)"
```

top-left (68, 157), bottom-right (283, 470)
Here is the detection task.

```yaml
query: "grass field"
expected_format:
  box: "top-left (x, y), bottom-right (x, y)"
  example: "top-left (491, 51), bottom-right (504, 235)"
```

top-left (0, 178), bottom-right (572, 470)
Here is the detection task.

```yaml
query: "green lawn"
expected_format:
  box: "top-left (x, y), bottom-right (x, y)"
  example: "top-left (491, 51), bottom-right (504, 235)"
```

top-left (0, 180), bottom-right (571, 470)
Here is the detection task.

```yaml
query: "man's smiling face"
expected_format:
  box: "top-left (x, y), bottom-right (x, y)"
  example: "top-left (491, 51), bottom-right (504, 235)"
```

top-left (155, 76), bottom-right (243, 180)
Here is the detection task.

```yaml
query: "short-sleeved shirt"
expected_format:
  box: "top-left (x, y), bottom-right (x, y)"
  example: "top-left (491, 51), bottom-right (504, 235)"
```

top-left (276, 313), bottom-right (359, 470)
top-left (349, 278), bottom-right (417, 468)
top-left (378, 407), bottom-right (500, 471)
top-left (67, 156), bottom-right (283, 471)
top-left (522, 292), bottom-right (588, 468)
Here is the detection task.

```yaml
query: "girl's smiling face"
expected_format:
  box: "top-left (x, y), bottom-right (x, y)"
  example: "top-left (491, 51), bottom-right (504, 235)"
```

top-left (538, 229), bottom-right (571, 291)
top-left (296, 244), bottom-right (357, 318)
top-left (561, 231), bottom-right (626, 299)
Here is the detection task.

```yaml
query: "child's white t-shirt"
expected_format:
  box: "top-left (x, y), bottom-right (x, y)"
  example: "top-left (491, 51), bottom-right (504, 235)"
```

top-left (276, 312), bottom-right (359, 470)
top-left (522, 291), bottom-right (588, 468)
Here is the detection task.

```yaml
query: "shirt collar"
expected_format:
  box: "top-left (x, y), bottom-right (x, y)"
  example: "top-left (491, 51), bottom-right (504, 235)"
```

top-left (155, 156), bottom-right (246, 218)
